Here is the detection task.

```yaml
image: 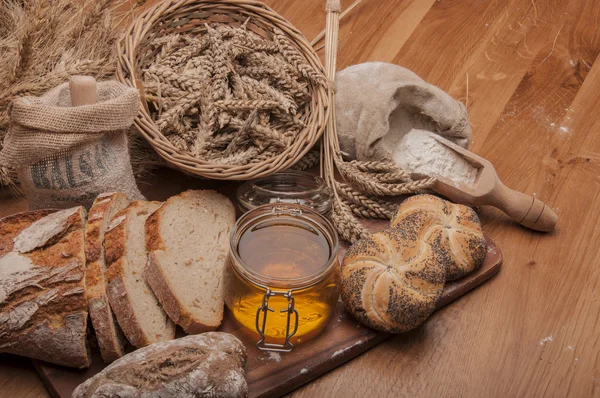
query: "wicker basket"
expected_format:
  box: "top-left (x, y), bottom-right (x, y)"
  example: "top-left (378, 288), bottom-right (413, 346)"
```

top-left (116, 0), bottom-right (329, 180)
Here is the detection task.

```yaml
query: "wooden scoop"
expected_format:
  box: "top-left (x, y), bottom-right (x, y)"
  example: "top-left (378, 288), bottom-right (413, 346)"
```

top-left (417, 133), bottom-right (557, 232)
top-left (69, 75), bottom-right (97, 106)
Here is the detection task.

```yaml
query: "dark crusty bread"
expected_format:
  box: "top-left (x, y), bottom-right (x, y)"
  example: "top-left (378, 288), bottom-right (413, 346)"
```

top-left (104, 200), bottom-right (175, 348)
top-left (391, 194), bottom-right (487, 281)
top-left (72, 332), bottom-right (248, 398)
top-left (145, 190), bottom-right (235, 334)
top-left (0, 207), bottom-right (91, 368)
top-left (85, 192), bottom-right (131, 362)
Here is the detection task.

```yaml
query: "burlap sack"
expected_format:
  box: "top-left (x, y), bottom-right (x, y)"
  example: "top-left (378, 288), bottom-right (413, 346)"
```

top-left (0, 81), bottom-right (144, 209)
top-left (335, 62), bottom-right (471, 161)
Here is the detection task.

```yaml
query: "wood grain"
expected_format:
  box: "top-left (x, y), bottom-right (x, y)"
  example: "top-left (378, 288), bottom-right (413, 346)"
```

top-left (1, 0), bottom-right (599, 396)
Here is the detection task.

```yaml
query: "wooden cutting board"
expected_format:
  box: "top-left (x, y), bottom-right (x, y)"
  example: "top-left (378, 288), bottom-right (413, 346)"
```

top-left (33, 240), bottom-right (501, 398)
top-left (31, 170), bottom-right (503, 397)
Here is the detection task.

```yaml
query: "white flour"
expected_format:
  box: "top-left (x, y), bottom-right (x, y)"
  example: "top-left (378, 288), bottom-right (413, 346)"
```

top-left (539, 335), bottom-right (553, 345)
top-left (259, 351), bottom-right (281, 362)
top-left (393, 129), bottom-right (478, 187)
top-left (13, 207), bottom-right (79, 253)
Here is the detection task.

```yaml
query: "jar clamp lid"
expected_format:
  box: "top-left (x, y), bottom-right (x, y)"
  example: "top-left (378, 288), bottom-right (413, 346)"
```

top-left (236, 171), bottom-right (333, 214)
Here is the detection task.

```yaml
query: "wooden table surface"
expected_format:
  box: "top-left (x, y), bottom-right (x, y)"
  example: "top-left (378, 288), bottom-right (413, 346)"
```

top-left (1, 0), bottom-right (599, 396)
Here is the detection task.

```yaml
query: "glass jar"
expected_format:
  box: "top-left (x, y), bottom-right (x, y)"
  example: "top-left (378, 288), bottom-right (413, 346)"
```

top-left (224, 203), bottom-right (339, 352)
top-left (236, 170), bottom-right (333, 215)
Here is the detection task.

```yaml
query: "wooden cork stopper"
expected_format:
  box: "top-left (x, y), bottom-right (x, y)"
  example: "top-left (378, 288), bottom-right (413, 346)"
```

top-left (69, 76), bottom-right (97, 106)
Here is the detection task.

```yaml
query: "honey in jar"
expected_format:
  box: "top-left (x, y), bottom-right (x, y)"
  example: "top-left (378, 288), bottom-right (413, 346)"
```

top-left (224, 203), bottom-right (339, 352)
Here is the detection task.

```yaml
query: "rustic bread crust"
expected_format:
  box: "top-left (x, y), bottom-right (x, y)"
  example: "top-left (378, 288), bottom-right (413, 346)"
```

top-left (0, 207), bottom-right (91, 368)
top-left (0, 210), bottom-right (54, 253)
top-left (104, 207), bottom-right (128, 268)
top-left (144, 211), bottom-right (164, 252)
top-left (104, 201), bottom-right (175, 348)
top-left (85, 192), bottom-right (131, 363)
top-left (104, 262), bottom-right (147, 347)
top-left (72, 332), bottom-right (248, 398)
top-left (391, 194), bottom-right (487, 281)
top-left (144, 190), bottom-right (235, 334)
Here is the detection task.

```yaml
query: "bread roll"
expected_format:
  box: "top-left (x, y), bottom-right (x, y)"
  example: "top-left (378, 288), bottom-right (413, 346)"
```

top-left (391, 194), bottom-right (486, 281)
top-left (340, 226), bottom-right (448, 333)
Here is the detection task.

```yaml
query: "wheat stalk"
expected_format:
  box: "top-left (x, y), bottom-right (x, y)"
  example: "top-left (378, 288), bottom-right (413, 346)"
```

top-left (321, 0), bottom-right (435, 243)
top-left (138, 21), bottom-right (326, 168)
top-left (321, 0), bottom-right (368, 243)
top-left (291, 151), bottom-right (320, 171)
top-left (0, 0), bottom-right (155, 195)
top-left (336, 182), bottom-right (397, 219)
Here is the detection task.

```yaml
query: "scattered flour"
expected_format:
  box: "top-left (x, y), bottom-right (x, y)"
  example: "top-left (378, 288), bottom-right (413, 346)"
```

top-left (540, 335), bottom-right (553, 345)
top-left (300, 367), bottom-right (309, 374)
top-left (0, 252), bottom-right (35, 277)
top-left (260, 351), bottom-right (281, 362)
top-left (13, 207), bottom-right (79, 253)
top-left (0, 252), bottom-right (39, 302)
top-left (331, 340), bottom-right (364, 359)
top-left (393, 129), bottom-right (478, 187)
top-left (534, 105), bottom-right (572, 136)
top-left (269, 352), bottom-right (281, 362)
top-left (567, 345), bottom-right (574, 350)
top-left (331, 348), bottom-right (349, 358)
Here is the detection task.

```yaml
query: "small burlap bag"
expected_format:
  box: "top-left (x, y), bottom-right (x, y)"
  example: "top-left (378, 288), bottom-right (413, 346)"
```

top-left (335, 62), bottom-right (471, 161)
top-left (0, 81), bottom-right (144, 209)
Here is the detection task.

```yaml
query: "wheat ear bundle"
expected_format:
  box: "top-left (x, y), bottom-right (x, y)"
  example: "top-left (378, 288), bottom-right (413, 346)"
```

top-left (321, 0), bottom-right (436, 243)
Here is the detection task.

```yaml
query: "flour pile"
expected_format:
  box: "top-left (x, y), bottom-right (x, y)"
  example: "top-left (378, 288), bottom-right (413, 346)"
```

top-left (393, 130), bottom-right (478, 187)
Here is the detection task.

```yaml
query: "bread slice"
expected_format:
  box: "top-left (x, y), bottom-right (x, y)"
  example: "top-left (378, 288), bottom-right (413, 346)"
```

top-left (85, 192), bottom-right (131, 362)
top-left (0, 207), bottom-right (91, 368)
top-left (145, 190), bottom-right (235, 334)
top-left (104, 201), bottom-right (175, 348)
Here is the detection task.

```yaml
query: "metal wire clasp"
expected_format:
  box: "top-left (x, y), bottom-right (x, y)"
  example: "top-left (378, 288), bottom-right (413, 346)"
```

top-left (270, 206), bottom-right (303, 216)
top-left (255, 288), bottom-right (299, 352)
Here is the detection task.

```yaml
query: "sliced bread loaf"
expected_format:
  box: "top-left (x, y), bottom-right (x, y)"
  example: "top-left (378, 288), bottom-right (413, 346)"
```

top-left (0, 207), bottom-right (91, 368)
top-left (105, 201), bottom-right (175, 348)
top-left (145, 190), bottom-right (235, 334)
top-left (85, 192), bottom-right (131, 362)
